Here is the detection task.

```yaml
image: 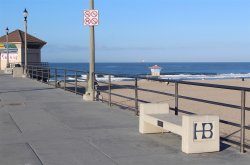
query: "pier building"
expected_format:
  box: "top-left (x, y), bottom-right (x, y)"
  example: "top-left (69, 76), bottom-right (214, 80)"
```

top-left (0, 29), bottom-right (46, 70)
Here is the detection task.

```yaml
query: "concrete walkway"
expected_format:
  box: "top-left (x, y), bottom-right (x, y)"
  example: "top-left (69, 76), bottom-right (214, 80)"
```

top-left (0, 74), bottom-right (250, 165)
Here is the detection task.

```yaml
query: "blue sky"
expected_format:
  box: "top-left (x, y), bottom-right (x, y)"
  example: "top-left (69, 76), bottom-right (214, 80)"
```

top-left (1, 0), bottom-right (250, 62)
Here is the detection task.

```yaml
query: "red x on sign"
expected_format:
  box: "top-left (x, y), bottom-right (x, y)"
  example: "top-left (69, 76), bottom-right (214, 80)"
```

top-left (84, 10), bottom-right (99, 26)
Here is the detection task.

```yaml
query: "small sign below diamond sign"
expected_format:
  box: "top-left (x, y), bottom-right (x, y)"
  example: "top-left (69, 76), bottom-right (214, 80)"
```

top-left (84, 10), bottom-right (99, 26)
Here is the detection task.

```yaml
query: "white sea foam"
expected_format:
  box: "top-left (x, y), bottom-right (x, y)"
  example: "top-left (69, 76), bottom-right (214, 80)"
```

top-left (67, 75), bottom-right (134, 82)
top-left (65, 73), bottom-right (250, 82)
top-left (159, 73), bottom-right (250, 80)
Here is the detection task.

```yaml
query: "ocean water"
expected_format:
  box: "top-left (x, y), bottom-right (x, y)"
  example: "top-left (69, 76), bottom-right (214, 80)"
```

top-left (49, 62), bottom-right (250, 81)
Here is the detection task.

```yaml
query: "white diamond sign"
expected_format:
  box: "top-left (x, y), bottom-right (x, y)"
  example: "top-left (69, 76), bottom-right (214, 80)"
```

top-left (84, 10), bottom-right (99, 26)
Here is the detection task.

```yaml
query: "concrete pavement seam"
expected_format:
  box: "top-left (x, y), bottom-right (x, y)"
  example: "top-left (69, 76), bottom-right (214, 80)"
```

top-left (6, 110), bottom-right (23, 133)
top-left (26, 142), bottom-right (44, 165)
top-left (85, 140), bottom-right (119, 165)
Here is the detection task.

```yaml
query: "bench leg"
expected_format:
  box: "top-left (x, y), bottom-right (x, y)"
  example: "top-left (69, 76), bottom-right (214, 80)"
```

top-left (139, 103), bottom-right (170, 134)
top-left (181, 115), bottom-right (220, 154)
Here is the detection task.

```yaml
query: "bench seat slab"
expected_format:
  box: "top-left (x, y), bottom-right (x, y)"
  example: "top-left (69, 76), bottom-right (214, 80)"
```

top-left (144, 114), bottom-right (183, 135)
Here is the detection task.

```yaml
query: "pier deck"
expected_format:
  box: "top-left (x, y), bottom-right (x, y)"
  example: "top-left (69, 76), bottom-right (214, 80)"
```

top-left (0, 74), bottom-right (250, 165)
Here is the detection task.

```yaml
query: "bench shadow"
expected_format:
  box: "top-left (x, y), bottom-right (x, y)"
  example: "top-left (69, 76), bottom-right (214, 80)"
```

top-left (220, 141), bottom-right (231, 151)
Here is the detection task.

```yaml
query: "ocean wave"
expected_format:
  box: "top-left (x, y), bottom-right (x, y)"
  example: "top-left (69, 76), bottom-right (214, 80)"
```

top-left (159, 73), bottom-right (250, 80)
top-left (67, 75), bottom-right (134, 82)
top-left (64, 73), bottom-right (250, 82)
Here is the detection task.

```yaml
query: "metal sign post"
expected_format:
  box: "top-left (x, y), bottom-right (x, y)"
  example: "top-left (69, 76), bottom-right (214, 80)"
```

top-left (6, 27), bottom-right (9, 68)
top-left (83, 0), bottom-right (99, 101)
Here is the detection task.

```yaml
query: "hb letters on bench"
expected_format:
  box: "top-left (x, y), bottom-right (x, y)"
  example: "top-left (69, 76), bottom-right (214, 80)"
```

top-left (194, 122), bottom-right (214, 140)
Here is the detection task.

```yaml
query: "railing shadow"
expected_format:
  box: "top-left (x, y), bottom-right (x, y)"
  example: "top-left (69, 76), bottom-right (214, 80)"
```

top-left (64, 87), bottom-right (86, 94)
top-left (98, 84), bottom-right (135, 90)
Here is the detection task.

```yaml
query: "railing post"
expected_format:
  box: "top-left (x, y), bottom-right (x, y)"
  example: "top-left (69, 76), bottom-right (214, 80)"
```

top-left (108, 75), bottom-right (111, 107)
top-left (41, 67), bottom-right (44, 82)
top-left (34, 66), bottom-right (37, 79)
top-left (27, 65), bottom-right (29, 77)
top-left (64, 69), bottom-right (66, 90)
top-left (32, 66), bottom-right (34, 79)
top-left (135, 77), bottom-right (139, 116)
top-left (25, 65), bottom-right (27, 76)
top-left (175, 82), bottom-right (179, 115)
top-left (34, 66), bottom-right (36, 79)
top-left (26, 65), bottom-right (27, 76)
top-left (26, 65), bottom-right (28, 78)
top-left (92, 72), bottom-right (95, 101)
top-left (34, 66), bottom-right (36, 80)
top-left (36, 67), bottom-right (38, 80)
top-left (47, 68), bottom-right (50, 85)
top-left (75, 71), bottom-right (77, 94)
top-left (55, 68), bottom-right (57, 88)
top-left (240, 90), bottom-right (246, 153)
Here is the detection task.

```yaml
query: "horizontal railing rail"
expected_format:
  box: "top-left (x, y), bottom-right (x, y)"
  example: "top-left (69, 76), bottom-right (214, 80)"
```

top-left (10, 62), bottom-right (49, 68)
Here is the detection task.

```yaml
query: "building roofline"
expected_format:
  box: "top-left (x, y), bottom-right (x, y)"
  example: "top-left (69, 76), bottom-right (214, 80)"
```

top-left (0, 29), bottom-right (46, 46)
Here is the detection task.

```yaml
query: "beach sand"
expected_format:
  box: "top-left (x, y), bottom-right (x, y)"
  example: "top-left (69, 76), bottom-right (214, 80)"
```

top-left (64, 78), bottom-right (250, 150)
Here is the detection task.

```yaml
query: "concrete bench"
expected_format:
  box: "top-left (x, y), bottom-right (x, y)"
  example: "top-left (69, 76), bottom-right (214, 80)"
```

top-left (139, 103), bottom-right (220, 154)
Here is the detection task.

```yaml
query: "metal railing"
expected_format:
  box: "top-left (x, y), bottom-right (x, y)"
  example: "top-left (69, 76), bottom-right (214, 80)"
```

top-left (24, 65), bottom-right (249, 153)
top-left (10, 62), bottom-right (49, 69)
top-left (26, 65), bottom-right (88, 95)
